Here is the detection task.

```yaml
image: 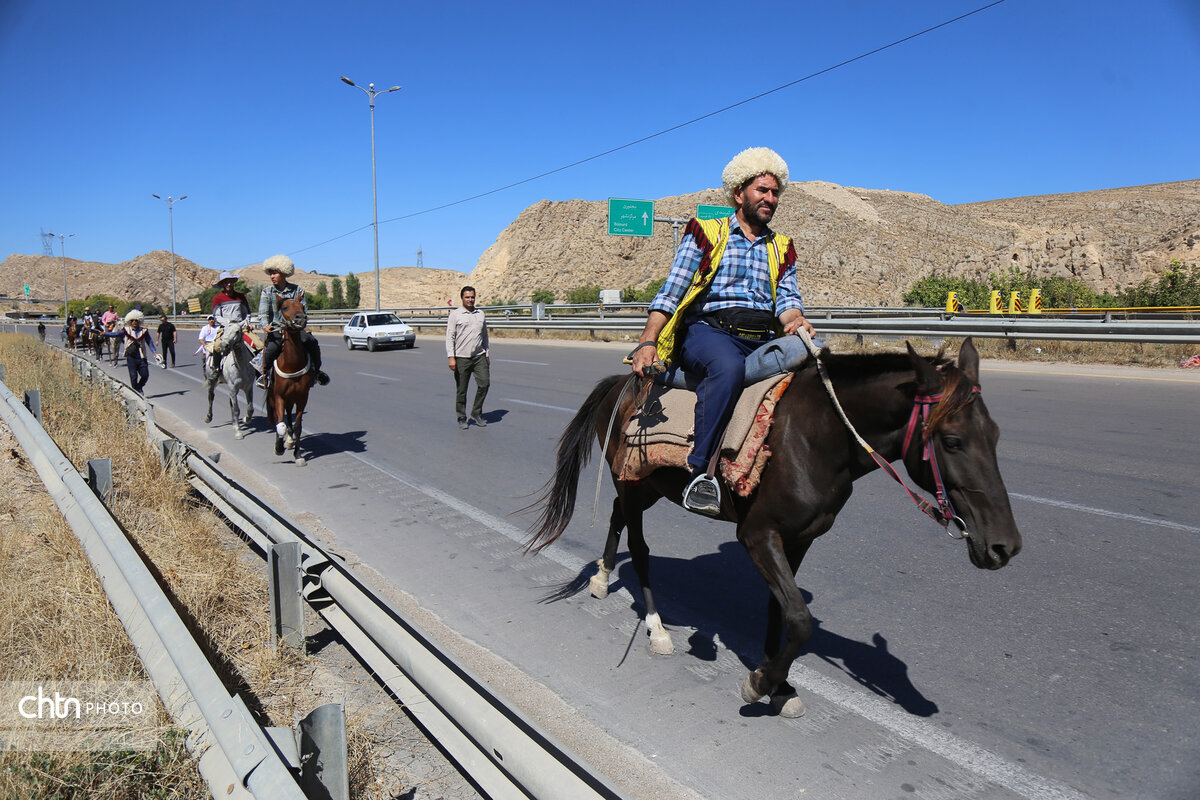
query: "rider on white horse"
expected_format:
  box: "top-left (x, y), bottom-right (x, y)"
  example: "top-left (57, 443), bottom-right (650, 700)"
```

top-left (208, 271), bottom-right (254, 372)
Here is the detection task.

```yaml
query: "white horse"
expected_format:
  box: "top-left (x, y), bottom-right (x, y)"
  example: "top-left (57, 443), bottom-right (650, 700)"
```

top-left (202, 319), bottom-right (256, 440)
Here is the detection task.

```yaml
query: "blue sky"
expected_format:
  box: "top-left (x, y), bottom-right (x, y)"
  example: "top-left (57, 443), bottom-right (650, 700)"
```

top-left (2, 0), bottom-right (1197, 276)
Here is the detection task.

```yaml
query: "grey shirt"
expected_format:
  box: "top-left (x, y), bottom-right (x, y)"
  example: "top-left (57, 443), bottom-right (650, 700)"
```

top-left (445, 306), bottom-right (489, 358)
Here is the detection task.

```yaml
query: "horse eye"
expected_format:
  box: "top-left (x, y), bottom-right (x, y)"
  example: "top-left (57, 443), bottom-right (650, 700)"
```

top-left (942, 436), bottom-right (963, 452)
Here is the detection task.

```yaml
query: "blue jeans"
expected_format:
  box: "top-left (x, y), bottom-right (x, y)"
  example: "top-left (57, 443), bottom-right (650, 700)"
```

top-left (678, 321), bottom-right (766, 472)
top-left (126, 354), bottom-right (149, 393)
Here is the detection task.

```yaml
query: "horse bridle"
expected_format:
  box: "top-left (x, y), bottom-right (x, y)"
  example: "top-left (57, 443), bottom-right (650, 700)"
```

top-left (797, 329), bottom-right (978, 540)
top-left (897, 386), bottom-right (981, 538)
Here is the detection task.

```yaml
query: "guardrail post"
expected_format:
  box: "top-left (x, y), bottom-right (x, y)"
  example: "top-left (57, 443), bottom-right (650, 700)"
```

top-left (298, 703), bottom-right (349, 800)
top-left (159, 439), bottom-right (185, 473)
top-left (0, 365), bottom-right (6, 382)
top-left (87, 458), bottom-right (113, 502)
top-left (269, 541), bottom-right (305, 649)
top-left (23, 390), bottom-right (41, 424)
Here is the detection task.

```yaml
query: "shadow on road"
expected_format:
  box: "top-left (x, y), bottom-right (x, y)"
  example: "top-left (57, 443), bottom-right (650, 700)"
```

top-left (538, 542), bottom-right (939, 717)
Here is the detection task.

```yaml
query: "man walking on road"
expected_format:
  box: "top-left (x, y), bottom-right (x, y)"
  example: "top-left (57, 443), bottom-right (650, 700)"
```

top-left (446, 285), bottom-right (490, 429)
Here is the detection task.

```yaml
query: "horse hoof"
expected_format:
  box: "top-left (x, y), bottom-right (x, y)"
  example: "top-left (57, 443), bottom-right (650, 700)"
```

top-left (649, 630), bottom-right (674, 656)
top-left (588, 572), bottom-right (609, 599)
top-left (275, 441), bottom-right (284, 456)
top-left (741, 672), bottom-right (766, 704)
top-left (204, 414), bottom-right (212, 424)
top-left (234, 430), bottom-right (244, 440)
top-left (295, 457), bottom-right (306, 467)
top-left (771, 691), bottom-right (806, 718)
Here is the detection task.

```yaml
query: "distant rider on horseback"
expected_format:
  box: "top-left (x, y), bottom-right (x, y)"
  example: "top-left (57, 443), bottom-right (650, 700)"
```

top-left (208, 271), bottom-right (254, 373)
top-left (255, 255), bottom-right (329, 390)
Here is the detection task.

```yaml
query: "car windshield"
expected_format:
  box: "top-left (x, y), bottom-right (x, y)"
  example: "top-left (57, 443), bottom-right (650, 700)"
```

top-left (367, 314), bottom-right (402, 326)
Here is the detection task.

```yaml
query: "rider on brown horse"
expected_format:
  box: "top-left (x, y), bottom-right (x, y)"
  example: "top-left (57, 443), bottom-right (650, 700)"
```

top-left (255, 254), bottom-right (329, 391)
top-left (630, 147), bottom-right (815, 517)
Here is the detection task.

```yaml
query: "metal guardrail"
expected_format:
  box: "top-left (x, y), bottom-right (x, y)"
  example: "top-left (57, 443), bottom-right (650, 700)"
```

top-left (290, 306), bottom-right (1200, 344)
top-left (10, 342), bottom-right (632, 800)
top-left (0, 374), bottom-right (305, 800)
top-left (9, 307), bottom-right (1200, 344)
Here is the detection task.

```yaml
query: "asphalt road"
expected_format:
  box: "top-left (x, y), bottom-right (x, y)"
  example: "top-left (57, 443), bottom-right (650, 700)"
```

top-left (9, 323), bottom-right (1199, 800)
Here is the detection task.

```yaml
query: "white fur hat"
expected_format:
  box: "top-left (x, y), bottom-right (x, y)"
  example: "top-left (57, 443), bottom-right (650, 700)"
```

top-left (722, 147), bottom-right (789, 207)
top-left (124, 309), bottom-right (144, 324)
top-left (263, 254), bottom-right (295, 276)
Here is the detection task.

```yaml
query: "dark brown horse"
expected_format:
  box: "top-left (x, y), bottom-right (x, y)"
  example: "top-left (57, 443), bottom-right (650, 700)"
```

top-left (525, 338), bottom-right (1022, 717)
top-left (66, 319), bottom-right (78, 350)
top-left (266, 299), bottom-right (314, 465)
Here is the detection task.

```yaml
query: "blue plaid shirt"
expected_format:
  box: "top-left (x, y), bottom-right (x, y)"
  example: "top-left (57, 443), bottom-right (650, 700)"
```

top-left (648, 216), bottom-right (804, 320)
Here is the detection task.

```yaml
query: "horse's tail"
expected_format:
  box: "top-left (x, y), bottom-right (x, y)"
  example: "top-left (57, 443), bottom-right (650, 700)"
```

top-left (523, 373), bottom-right (625, 554)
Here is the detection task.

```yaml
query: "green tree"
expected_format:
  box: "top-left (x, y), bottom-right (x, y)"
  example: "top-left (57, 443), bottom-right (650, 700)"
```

top-left (1118, 260), bottom-right (1200, 307)
top-left (316, 281), bottom-right (329, 299)
top-left (331, 277), bottom-right (345, 307)
top-left (346, 273), bottom-right (361, 308)
top-left (530, 289), bottom-right (555, 304)
top-left (565, 284), bottom-right (601, 305)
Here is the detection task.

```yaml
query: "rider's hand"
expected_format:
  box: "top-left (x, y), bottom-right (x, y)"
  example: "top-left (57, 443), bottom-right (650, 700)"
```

top-left (631, 342), bottom-right (658, 376)
top-left (782, 312), bottom-right (814, 337)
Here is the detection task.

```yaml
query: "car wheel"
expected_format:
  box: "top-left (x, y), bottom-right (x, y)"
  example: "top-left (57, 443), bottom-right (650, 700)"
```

top-left (366, 337), bottom-right (377, 352)
top-left (344, 336), bottom-right (354, 351)
top-left (406, 341), bottom-right (415, 349)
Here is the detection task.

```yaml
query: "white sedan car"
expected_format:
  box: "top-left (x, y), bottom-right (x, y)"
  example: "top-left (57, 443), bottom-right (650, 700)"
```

top-left (343, 312), bottom-right (416, 351)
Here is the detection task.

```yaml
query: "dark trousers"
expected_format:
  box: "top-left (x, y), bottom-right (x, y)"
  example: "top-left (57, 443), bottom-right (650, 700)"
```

top-left (263, 331), bottom-right (322, 377)
top-left (453, 354), bottom-right (490, 420)
top-left (678, 322), bottom-right (766, 472)
top-left (161, 341), bottom-right (175, 366)
top-left (126, 355), bottom-right (149, 393)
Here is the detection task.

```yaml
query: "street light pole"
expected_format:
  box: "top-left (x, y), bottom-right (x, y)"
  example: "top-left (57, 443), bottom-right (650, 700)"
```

top-left (341, 75), bottom-right (401, 312)
top-left (152, 194), bottom-right (187, 316)
top-left (46, 231), bottom-right (75, 317)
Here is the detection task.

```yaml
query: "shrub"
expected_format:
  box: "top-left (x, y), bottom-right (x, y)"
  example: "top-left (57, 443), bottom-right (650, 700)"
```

top-left (530, 289), bottom-right (555, 304)
top-left (564, 284), bottom-right (601, 305)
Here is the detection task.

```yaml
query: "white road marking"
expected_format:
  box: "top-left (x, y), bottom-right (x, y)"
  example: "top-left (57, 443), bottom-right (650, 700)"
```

top-left (1011, 492), bottom-right (1199, 534)
top-left (495, 359), bottom-right (549, 366)
top-left (501, 397), bottom-right (575, 413)
top-left (356, 371), bottom-right (400, 381)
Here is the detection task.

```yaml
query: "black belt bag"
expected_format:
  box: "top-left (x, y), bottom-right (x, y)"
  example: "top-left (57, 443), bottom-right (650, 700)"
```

top-left (705, 308), bottom-right (775, 342)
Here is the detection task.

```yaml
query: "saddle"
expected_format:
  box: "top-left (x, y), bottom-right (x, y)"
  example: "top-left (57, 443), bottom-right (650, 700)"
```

top-left (614, 371), bottom-right (795, 497)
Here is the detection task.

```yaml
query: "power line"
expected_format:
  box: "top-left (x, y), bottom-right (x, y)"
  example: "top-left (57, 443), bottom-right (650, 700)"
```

top-left (290, 0), bottom-right (1008, 259)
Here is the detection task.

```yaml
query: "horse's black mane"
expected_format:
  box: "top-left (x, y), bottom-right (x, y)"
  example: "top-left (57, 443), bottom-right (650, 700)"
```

top-left (818, 348), bottom-right (954, 385)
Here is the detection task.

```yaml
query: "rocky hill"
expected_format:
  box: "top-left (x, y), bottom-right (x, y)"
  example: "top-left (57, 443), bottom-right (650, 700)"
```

top-left (467, 179), bottom-right (1200, 306)
top-left (4, 179), bottom-right (1197, 312)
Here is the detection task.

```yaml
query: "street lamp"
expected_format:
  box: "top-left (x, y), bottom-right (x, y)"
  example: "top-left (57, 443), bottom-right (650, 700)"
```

top-left (46, 231), bottom-right (75, 317)
top-left (151, 194), bottom-right (187, 316)
top-left (341, 75), bottom-right (401, 311)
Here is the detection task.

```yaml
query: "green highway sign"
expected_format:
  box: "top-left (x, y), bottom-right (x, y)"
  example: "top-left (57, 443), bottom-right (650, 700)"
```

top-left (696, 204), bottom-right (734, 220)
top-left (607, 198), bottom-right (655, 237)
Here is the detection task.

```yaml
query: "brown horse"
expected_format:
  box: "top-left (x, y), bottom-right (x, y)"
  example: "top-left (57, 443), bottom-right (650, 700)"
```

top-left (266, 299), bottom-right (314, 465)
top-left (525, 337), bottom-right (1022, 718)
top-left (66, 319), bottom-right (78, 350)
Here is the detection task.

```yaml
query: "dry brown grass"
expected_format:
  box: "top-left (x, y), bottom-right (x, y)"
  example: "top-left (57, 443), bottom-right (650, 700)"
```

top-left (0, 335), bottom-right (376, 797)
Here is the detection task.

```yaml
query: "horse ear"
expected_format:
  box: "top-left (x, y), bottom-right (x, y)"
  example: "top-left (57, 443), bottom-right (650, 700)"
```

top-left (906, 341), bottom-right (940, 392)
top-left (957, 337), bottom-right (980, 385)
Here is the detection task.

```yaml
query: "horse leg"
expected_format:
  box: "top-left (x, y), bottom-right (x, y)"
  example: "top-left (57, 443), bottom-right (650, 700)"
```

top-left (229, 385), bottom-right (244, 440)
top-left (739, 525), bottom-right (815, 718)
top-left (291, 402), bottom-right (306, 466)
top-left (204, 372), bottom-right (215, 424)
top-left (590, 497), bottom-right (625, 599)
top-left (628, 501), bottom-right (676, 657)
